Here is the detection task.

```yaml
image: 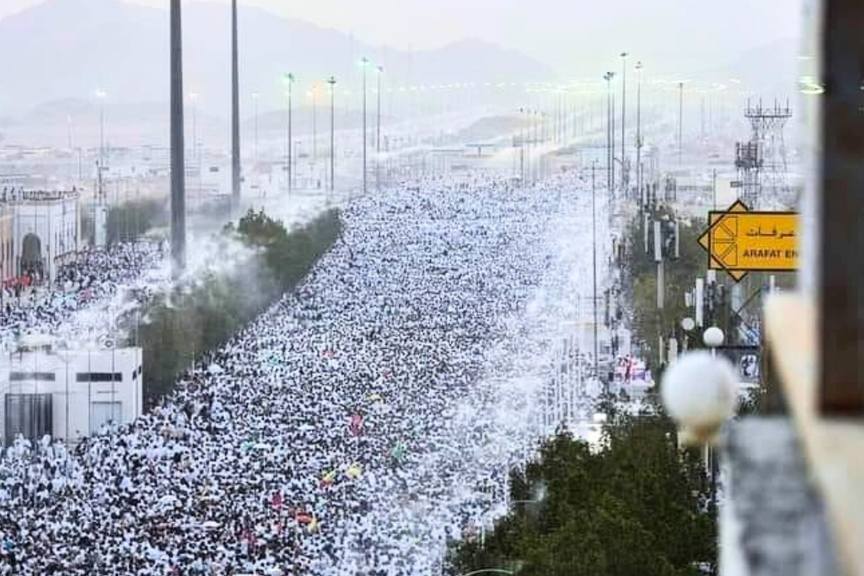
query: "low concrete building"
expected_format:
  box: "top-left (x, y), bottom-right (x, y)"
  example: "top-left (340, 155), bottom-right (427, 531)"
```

top-left (0, 343), bottom-right (143, 445)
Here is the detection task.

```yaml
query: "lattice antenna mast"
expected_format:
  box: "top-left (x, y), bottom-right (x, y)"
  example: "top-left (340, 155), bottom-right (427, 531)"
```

top-left (735, 98), bottom-right (791, 208)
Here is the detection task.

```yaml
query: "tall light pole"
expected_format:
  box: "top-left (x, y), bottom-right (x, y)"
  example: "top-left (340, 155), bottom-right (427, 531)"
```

top-left (532, 109), bottom-right (539, 183)
top-left (95, 89), bottom-right (106, 172)
top-left (327, 76), bottom-right (336, 193)
top-left (620, 52), bottom-right (628, 195)
top-left (376, 65), bottom-right (383, 191)
top-left (611, 91), bottom-right (615, 194)
top-left (230, 0), bottom-right (240, 212)
top-left (635, 61), bottom-right (643, 209)
top-left (170, 0), bottom-right (186, 274)
top-left (519, 107), bottom-right (525, 184)
top-left (284, 73), bottom-right (294, 195)
top-left (603, 72), bottom-right (615, 193)
top-left (310, 86), bottom-right (318, 165)
top-left (94, 89), bottom-right (107, 201)
top-left (252, 91), bottom-right (259, 167)
top-left (361, 57), bottom-right (369, 195)
top-left (189, 91), bottom-right (200, 206)
top-left (591, 160), bottom-right (598, 376)
top-left (678, 81), bottom-right (684, 165)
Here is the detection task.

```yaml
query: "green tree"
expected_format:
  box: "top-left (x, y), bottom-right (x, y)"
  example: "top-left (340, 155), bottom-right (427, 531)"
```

top-left (451, 414), bottom-right (715, 576)
top-left (133, 208), bottom-right (342, 404)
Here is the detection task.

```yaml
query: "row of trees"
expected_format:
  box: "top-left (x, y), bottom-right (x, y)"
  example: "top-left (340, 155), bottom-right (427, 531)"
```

top-left (80, 197), bottom-right (168, 246)
top-left (129, 208), bottom-right (342, 404)
top-left (450, 413), bottom-right (715, 575)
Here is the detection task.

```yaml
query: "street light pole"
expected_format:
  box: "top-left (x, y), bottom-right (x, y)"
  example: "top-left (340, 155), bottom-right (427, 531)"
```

top-left (190, 92), bottom-right (201, 207)
top-left (592, 161), bottom-right (599, 376)
top-left (285, 73), bottom-right (294, 196)
top-left (611, 91), bottom-right (615, 194)
top-left (361, 56), bottom-right (369, 195)
top-left (635, 61), bottom-right (643, 209)
top-left (230, 0), bottom-right (240, 212)
top-left (678, 81), bottom-right (684, 165)
top-left (328, 76), bottom-right (336, 193)
top-left (620, 52), bottom-right (628, 195)
top-left (252, 92), bottom-right (259, 167)
top-left (531, 109), bottom-right (538, 183)
top-left (169, 0), bottom-right (186, 274)
top-left (97, 91), bottom-right (105, 173)
top-left (361, 57), bottom-right (369, 195)
top-left (519, 107), bottom-right (525, 184)
top-left (95, 89), bottom-right (107, 202)
top-left (376, 65), bottom-right (383, 191)
top-left (603, 72), bottom-right (615, 193)
top-left (311, 87), bottom-right (317, 165)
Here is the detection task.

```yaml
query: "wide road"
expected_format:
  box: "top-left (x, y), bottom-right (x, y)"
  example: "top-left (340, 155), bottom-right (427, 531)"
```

top-left (0, 169), bottom-right (607, 576)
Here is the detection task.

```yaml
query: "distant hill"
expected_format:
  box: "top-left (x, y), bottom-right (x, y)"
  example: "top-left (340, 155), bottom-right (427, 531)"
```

top-left (457, 115), bottom-right (524, 143)
top-left (695, 38), bottom-right (800, 95)
top-left (0, 0), bottom-right (552, 117)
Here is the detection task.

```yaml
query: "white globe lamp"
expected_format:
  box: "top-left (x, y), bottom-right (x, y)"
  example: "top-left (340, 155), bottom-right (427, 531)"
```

top-left (661, 351), bottom-right (738, 444)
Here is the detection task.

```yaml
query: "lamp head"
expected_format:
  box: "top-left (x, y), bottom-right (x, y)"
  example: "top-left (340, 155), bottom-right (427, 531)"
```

top-left (702, 326), bottom-right (725, 348)
top-left (661, 351), bottom-right (738, 444)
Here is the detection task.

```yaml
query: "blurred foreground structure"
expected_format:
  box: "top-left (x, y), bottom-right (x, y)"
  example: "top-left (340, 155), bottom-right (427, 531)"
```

top-left (718, 0), bottom-right (864, 574)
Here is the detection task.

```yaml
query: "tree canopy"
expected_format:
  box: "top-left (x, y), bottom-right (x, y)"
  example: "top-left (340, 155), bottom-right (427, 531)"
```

top-left (451, 413), bottom-right (715, 576)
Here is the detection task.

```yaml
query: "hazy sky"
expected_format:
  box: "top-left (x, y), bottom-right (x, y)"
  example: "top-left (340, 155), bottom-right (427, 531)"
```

top-left (0, 0), bottom-right (802, 74)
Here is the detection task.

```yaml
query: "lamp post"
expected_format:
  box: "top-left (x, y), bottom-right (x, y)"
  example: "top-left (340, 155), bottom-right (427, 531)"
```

top-left (94, 89), bottom-right (108, 203)
top-left (230, 0), bottom-right (240, 212)
top-left (592, 161), bottom-right (599, 376)
top-left (681, 316), bottom-right (695, 351)
top-left (95, 89), bottom-right (107, 175)
top-left (284, 73), bottom-right (294, 195)
top-left (703, 326), bottom-right (725, 357)
top-left (519, 107), bottom-right (525, 184)
top-left (376, 65), bottom-right (383, 191)
top-left (635, 61), bottom-right (643, 209)
top-left (620, 52), bottom-right (628, 195)
top-left (308, 86), bottom-right (318, 166)
top-left (603, 72), bottom-right (615, 193)
top-left (169, 0), bottom-right (185, 274)
top-left (361, 57), bottom-right (370, 195)
top-left (533, 109), bottom-right (540, 182)
top-left (678, 81), bottom-right (684, 165)
top-left (327, 76), bottom-right (336, 193)
top-left (189, 92), bottom-right (200, 206)
top-left (252, 91), bottom-right (259, 167)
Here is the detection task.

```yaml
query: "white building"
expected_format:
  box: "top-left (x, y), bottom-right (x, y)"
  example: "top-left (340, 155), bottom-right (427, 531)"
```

top-left (0, 343), bottom-right (143, 445)
top-left (2, 189), bottom-right (81, 281)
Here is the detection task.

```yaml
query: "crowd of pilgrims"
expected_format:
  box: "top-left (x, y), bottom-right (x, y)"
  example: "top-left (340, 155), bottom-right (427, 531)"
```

top-left (0, 173), bottom-right (586, 575)
top-left (0, 243), bottom-right (161, 348)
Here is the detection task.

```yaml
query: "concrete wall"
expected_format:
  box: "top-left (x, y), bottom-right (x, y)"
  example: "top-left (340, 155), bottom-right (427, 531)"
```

top-left (0, 347), bottom-right (143, 444)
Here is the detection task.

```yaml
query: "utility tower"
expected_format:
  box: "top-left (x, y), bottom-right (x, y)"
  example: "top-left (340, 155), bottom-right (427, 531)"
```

top-left (735, 99), bottom-right (792, 207)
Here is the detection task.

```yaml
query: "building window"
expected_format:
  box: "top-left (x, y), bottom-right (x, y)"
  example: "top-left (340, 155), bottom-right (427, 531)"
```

top-left (9, 372), bottom-right (56, 382)
top-left (4, 394), bottom-right (52, 444)
top-left (76, 372), bottom-right (122, 383)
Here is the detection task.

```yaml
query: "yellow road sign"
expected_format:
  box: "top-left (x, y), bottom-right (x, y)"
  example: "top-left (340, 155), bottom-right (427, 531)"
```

top-left (698, 200), bottom-right (798, 282)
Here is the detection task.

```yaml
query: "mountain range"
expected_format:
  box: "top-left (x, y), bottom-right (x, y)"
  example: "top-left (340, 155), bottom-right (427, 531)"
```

top-left (0, 0), bottom-right (552, 118)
